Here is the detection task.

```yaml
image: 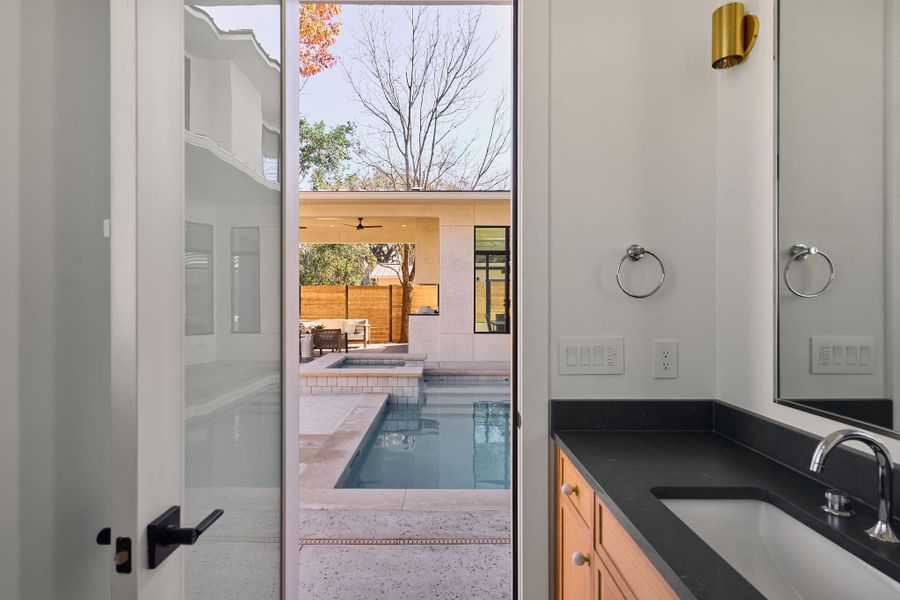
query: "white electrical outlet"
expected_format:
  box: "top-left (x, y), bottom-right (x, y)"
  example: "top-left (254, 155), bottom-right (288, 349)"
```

top-left (653, 340), bottom-right (678, 379)
top-left (558, 337), bottom-right (624, 375)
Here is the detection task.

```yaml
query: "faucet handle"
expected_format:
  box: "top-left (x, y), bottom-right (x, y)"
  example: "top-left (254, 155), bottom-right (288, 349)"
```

top-left (822, 489), bottom-right (854, 517)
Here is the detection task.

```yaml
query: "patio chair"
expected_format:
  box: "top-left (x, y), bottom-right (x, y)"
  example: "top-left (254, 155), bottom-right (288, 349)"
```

top-left (313, 328), bottom-right (347, 355)
top-left (489, 314), bottom-right (507, 333)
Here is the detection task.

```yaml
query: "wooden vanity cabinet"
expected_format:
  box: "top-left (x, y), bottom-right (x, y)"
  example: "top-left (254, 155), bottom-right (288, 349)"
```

top-left (592, 550), bottom-right (629, 600)
top-left (557, 498), bottom-right (594, 599)
top-left (556, 448), bottom-right (677, 600)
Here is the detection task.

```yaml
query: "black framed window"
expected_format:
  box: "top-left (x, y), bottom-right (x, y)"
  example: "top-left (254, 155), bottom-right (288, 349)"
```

top-left (474, 226), bottom-right (510, 333)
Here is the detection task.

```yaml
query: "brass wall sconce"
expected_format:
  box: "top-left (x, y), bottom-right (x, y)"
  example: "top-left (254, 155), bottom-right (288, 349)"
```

top-left (711, 2), bottom-right (759, 69)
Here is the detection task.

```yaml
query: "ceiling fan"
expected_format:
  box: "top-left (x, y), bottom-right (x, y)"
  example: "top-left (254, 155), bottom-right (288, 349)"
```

top-left (342, 217), bottom-right (383, 230)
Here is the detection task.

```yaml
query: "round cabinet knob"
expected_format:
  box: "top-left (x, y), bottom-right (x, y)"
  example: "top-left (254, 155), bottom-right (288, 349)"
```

top-left (571, 551), bottom-right (589, 567)
top-left (560, 482), bottom-right (577, 497)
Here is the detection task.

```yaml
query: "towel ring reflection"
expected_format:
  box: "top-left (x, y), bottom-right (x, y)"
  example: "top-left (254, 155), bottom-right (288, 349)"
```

top-left (784, 243), bottom-right (834, 298)
top-left (616, 245), bottom-right (665, 299)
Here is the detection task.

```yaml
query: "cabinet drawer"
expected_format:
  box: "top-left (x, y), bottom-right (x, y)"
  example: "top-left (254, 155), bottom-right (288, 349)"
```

top-left (595, 496), bottom-right (678, 600)
top-left (558, 449), bottom-right (594, 527)
top-left (557, 499), bottom-right (594, 600)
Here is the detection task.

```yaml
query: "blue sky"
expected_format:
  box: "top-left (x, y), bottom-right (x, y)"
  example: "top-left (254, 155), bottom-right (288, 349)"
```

top-left (204, 4), bottom-right (513, 189)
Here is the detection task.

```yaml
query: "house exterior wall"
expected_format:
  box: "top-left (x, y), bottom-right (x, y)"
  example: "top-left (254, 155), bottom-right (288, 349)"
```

top-left (187, 58), bottom-right (265, 176)
top-left (415, 217), bottom-right (440, 284)
top-left (300, 196), bottom-right (511, 363)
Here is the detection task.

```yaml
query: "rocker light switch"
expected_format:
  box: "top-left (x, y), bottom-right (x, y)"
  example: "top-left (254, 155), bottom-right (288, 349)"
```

top-left (810, 336), bottom-right (877, 374)
top-left (558, 337), bottom-right (624, 375)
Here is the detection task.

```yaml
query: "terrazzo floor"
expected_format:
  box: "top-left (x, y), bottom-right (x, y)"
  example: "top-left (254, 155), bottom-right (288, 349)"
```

top-left (299, 509), bottom-right (511, 540)
top-left (299, 509), bottom-right (512, 599)
top-left (299, 543), bottom-right (511, 600)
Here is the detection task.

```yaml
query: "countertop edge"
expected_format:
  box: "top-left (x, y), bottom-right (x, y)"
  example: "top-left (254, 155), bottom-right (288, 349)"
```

top-left (553, 432), bottom-right (699, 600)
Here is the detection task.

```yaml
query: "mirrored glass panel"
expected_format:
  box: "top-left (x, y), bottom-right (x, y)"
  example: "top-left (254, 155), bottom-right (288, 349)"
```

top-left (183, 3), bottom-right (282, 597)
top-left (777, 0), bottom-right (900, 437)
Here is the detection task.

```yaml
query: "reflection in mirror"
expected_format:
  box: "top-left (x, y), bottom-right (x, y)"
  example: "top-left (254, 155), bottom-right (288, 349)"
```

top-left (777, 0), bottom-right (900, 437)
top-left (183, 3), bottom-right (282, 597)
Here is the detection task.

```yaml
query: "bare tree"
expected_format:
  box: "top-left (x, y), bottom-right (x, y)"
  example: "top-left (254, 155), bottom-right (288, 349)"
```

top-left (343, 7), bottom-right (511, 191)
top-left (370, 244), bottom-right (416, 342)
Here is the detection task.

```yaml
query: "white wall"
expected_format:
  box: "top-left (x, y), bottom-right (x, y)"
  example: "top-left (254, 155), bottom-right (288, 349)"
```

top-left (2, 1), bottom-right (112, 599)
top-left (543, 0), bottom-right (900, 445)
top-left (549, 0), bottom-right (718, 399)
top-left (0, 1), bottom-right (23, 597)
top-left (778, 0), bottom-right (887, 399)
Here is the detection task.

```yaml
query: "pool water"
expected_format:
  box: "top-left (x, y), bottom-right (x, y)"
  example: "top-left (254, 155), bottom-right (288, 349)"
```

top-left (340, 385), bottom-right (510, 489)
top-left (331, 359), bottom-right (406, 369)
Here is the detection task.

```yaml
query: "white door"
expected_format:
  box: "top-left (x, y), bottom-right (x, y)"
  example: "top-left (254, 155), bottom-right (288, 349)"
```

top-left (108, 1), bottom-right (299, 598)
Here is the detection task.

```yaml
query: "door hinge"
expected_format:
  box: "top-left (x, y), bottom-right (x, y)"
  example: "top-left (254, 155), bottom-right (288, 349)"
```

top-left (515, 410), bottom-right (522, 429)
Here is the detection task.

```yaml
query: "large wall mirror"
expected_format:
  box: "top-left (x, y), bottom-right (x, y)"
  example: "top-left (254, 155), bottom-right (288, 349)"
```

top-left (776, 0), bottom-right (900, 437)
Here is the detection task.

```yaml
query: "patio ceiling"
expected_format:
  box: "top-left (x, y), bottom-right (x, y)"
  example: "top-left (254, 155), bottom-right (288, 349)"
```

top-left (299, 216), bottom-right (428, 244)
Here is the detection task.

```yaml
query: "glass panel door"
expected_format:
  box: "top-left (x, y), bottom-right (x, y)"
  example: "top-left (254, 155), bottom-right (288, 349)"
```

top-left (183, 3), bottom-right (283, 598)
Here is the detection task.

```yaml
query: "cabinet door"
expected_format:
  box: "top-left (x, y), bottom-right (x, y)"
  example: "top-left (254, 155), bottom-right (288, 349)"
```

top-left (558, 499), bottom-right (593, 599)
top-left (593, 553), bottom-right (629, 600)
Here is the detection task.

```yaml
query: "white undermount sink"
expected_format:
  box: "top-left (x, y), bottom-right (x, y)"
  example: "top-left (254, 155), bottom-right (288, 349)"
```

top-left (661, 498), bottom-right (900, 600)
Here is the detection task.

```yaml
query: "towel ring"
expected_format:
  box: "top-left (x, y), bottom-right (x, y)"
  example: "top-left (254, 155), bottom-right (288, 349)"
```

top-left (616, 245), bottom-right (665, 299)
top-left (784, 243), bottom-right (834, 298)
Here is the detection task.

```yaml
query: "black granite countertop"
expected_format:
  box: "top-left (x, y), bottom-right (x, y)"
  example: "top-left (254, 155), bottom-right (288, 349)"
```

top-left (554, 429), bottom-right (900, 600)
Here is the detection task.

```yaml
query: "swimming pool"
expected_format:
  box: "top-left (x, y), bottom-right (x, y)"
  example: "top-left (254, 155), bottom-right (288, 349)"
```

top-left (329, 358), bottom-right (407, 369)
top-left (339, 384), bottom-right (511, 489)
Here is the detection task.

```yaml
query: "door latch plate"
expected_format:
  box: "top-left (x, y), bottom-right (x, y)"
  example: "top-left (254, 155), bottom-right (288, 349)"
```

top-left (115, 537), bottom-right (132, 574)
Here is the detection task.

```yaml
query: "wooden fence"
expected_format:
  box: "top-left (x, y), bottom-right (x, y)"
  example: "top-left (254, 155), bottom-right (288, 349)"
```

top-left (300, 284), bottom-right (439, 343)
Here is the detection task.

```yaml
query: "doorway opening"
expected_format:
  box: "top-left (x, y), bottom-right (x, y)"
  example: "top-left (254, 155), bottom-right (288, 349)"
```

top-left (296, 3), bottom-right (516, 597)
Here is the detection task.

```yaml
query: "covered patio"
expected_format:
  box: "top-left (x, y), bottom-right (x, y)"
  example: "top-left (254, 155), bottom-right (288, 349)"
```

top-left (300, 191), bottom-right (511, 366)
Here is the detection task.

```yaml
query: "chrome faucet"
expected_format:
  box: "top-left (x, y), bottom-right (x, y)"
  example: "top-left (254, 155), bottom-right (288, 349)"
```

top-left (809, 429), bottom-right (899, 544)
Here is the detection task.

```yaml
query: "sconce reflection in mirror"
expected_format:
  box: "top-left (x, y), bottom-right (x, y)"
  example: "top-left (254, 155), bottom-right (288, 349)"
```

top-left (711, 2), bottom-right (759, 69)
top-left (784, 243), bottom-right (835, 298)
top-left (616, 245), bottom-right (666, 299)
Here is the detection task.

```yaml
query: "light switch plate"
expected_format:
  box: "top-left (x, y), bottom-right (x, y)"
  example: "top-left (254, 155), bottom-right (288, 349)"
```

top-left (810, 336), bottom-right (877, 374)
top-left (558, 337), bottom-right (624, 375)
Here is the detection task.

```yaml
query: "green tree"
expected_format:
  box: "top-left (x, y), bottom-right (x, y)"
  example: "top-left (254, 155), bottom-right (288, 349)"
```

top-left (299, 119), bottom-right (357, 190)
top-left (299, 244), bottom-right (376, 285)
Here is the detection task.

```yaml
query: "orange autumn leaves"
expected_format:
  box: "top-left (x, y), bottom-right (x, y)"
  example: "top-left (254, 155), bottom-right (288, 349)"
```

top-left (300, 4), bottom-right (342, 78)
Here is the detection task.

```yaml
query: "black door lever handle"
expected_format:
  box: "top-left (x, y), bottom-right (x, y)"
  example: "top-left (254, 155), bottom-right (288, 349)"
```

top-left (147, 506), bottom-right (224, 568)
top-left (159, 508), bottom-right (224, 546)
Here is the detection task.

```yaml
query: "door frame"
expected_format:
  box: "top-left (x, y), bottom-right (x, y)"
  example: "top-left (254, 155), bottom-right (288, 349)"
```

top-left (281, 1), bottom-right (301, 598)
top-left (110, 0), bottom-right (186, 597)
top-left (294, 1), bottom-right (535, 597)
top-left (515, 0), bottom-right (552, 597)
